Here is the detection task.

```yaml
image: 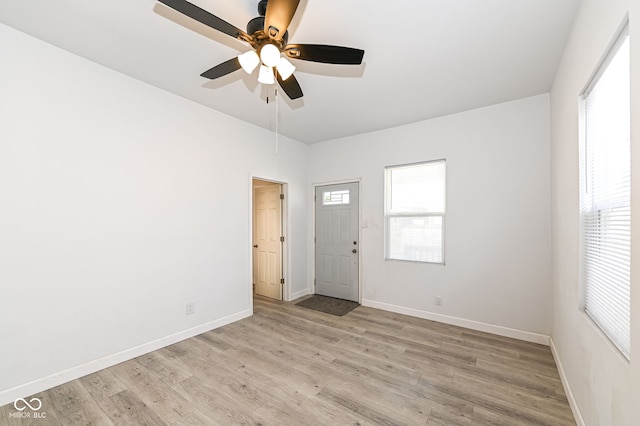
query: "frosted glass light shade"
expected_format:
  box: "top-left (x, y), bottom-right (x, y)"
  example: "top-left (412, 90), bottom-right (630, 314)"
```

top-left (260, 44), bottom-right (281, 68)
top-left (238, 50), bottom-right (260, 74)
top-left (276, 57), bottom-right (296, 80)
top-left (258, 65), bottom-right (275, 84)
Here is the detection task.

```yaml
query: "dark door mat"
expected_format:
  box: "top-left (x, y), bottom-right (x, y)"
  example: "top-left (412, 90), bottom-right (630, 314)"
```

top-left (295, 295), bottom-right (360, 316)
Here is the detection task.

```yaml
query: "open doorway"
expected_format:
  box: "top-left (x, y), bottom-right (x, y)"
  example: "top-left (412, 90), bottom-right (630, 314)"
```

top-left (252, 179), bottom-right (285, 301)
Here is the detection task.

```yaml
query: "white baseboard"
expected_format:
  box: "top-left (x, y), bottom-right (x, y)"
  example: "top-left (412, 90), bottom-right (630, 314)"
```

top-left (550, 338), bottom-right (586, 426)
top-left (0, 309), bottom-right (252, 407)
top-left (360, 299), bottom-right (550, 345)
top-left (289, 288), bottom-right (310, 301)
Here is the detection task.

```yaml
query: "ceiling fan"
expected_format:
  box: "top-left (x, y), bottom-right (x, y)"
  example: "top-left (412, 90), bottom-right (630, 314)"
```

top-left (157, 0), bottom-right (365, 99)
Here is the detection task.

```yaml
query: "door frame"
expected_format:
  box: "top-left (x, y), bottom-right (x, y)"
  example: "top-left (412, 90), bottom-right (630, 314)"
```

top-left (312, 178), bottom-right (362, 302)
top-left (249, 176), bottom-right (288, 309)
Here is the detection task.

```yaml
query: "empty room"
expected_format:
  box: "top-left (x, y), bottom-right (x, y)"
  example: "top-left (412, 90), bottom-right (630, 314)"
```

top-left (1, 0), bottom-right (638, 425)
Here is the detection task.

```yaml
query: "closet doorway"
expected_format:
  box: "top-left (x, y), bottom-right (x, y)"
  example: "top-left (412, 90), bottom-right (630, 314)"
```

top-left (252, 179), bottom-right (284, 300)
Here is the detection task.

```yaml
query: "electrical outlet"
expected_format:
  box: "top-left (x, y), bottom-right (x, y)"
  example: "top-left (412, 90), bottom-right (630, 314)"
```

top-left (186, 302), bottom-right (195, 315)
top-left (435, 296), bottom-right (443, 306)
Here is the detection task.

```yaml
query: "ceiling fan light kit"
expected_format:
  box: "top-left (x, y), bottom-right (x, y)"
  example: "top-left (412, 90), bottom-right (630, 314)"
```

top-left (275, 56), bottom-right (296, 80)
top-left (259, 43), bottom-right (281, 67)
top-left (258, 64), bottom-right (276, 85)
top-left (238, 50), bottom-right (260, 74)
top-left (157, 0), bottom-right (365, 99)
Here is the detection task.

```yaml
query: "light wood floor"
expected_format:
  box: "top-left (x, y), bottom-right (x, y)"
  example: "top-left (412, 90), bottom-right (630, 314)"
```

top-left (1, 296), bottom-right (575, 425)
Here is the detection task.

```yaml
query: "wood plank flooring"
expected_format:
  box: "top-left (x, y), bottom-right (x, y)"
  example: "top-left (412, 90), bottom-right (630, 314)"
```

top-left (1, 296), bottom-right (575, 425)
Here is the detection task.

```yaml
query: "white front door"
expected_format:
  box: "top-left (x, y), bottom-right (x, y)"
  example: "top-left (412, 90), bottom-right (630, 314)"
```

top-left (315, 182), bottom-right (359, 302)
top-left (254, 184), bottom-right (282, 300)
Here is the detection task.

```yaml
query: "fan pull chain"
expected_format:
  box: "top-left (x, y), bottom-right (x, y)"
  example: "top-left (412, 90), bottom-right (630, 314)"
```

top-left (275, 87), bottom-right (279, 155)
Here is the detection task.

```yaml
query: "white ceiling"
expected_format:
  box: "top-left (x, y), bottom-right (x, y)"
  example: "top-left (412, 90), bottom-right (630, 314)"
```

top-left (0, 0), bottom-right (581, 144)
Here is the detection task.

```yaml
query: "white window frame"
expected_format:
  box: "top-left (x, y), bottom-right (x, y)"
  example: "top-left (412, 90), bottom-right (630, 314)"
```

top-left (384, 159), bottom-right (446, 264)
top-left (321, 189), bottom-right (351, 205)
top-left (578, 21), bottom-right (631, 360)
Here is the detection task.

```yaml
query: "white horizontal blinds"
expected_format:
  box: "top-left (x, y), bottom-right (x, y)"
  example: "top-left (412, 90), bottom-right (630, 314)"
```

top-left (580, 28), bottom-right (630, 359)
top-left (388, 162), bottom-right (446, 214)
top-left (385, 160), bottom-right (446, 263)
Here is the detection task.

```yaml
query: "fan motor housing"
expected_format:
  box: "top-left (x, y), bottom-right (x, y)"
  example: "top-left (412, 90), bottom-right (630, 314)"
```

top-left (246, 16), bottom-right (264, 35)
top-left (258, 0), bottom-right (268, 16)
top-left (246, 16), bottom-right (288, 46)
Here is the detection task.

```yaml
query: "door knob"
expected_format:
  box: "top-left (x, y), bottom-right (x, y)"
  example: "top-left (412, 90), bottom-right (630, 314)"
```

top-left (253, 244), bottom-right (258, 248)
top-left (352, 249), bottom-right (357, 253)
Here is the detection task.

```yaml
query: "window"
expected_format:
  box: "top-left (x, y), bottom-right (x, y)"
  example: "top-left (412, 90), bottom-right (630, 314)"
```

top-left (579, 24), bottom-right (630, 359)
top-left (385, 160), bottom-right (446, 263)
top-left (322, 190), bottom-right (350, 205)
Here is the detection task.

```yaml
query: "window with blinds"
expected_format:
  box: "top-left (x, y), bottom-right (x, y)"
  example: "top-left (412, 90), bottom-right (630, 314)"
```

top-left (385, 160), bottom-right (446, 264)
top-left (579, 23), bottom-right (630, 359)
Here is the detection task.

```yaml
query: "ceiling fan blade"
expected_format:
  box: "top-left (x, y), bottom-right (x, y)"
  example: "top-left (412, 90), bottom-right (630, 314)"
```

top-left (158, 0), bottom-right (246, 39)
top-left (264, 0), bottom-right (300, 41)
top-left (200, 57), bottom-right (242, 79)
top-left (284, 44), bottom-right (365, 65)
top-left (277, 73), bottom-right (303, 99)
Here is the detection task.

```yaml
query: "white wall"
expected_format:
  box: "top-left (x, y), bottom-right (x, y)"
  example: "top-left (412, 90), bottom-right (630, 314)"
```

top-left (309, 94), bottom-right (552, 341)
top-left (12, 3), bottom-right (640, 420)
top-left (550, 1), bottom-right (640, 425)
top-left (0, 23), bottom-right (308, 406)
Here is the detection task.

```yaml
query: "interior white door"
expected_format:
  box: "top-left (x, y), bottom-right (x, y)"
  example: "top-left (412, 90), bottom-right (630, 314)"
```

top-left (315, 182), bottom-right (359, 302)
top-left (254, 184), bottom-right (282, 300)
